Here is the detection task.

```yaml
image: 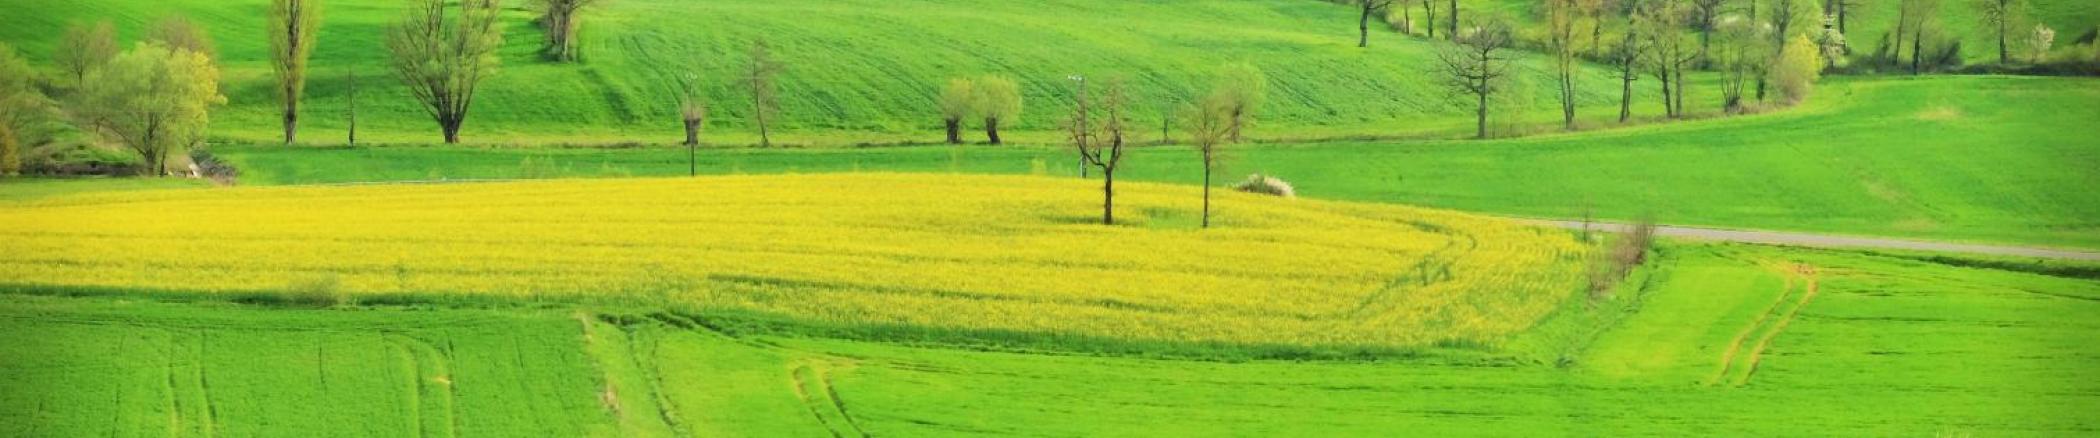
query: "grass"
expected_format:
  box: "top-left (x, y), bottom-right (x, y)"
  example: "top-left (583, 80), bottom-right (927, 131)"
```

top-left (0, 173), bottom-right (1589, 353)
top-left (0, 0), bottom-right (1679, 147)
top-left (209, 75), bottom-right (2100, 249)
top-left (3, 242), bottom-right (2093, 436)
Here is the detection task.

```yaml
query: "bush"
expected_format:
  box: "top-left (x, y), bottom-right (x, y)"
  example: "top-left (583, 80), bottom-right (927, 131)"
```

top-left (0, 123), bottom-right (18, 177)
top-left (1587, 218), bottom-right (1656, 300)
top-left (1772, 35), bottom-right (1822, 105)
top-left (234, 276), bottom-right (346, 308)
top-left (1231, 173), bottom-right (1295, 197)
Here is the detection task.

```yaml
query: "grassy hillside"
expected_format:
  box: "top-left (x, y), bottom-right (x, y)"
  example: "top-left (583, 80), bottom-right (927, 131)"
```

top-left (213, 76), bottom-right (2100, 248)
top-left (4, 243), bottom-right (2093, 436)
top-left (0, 174), bottom-right (1588, 355)
top-left (0, 0), bottom-right (1664, 146)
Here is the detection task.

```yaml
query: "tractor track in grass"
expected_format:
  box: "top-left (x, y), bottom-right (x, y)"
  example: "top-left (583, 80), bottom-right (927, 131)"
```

top-left (1533, 220), bottom-right (2100, 261)
top-left (1708, 264), bottom-right (1821, 387)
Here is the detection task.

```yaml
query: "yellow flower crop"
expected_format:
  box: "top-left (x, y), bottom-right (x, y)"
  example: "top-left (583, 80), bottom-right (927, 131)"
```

top-left (0, 174), bottom-right (1587, 349)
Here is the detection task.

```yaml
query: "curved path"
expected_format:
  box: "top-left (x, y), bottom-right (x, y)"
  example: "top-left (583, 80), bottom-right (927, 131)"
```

top-left (1531, 220), bottom-right (2100, 262)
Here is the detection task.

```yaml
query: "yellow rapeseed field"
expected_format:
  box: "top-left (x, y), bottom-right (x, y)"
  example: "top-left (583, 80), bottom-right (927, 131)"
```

top-left (0, 174), bottom-right (1587, 349)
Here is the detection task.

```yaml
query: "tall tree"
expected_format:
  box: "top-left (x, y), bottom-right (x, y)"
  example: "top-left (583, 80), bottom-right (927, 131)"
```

top-left (1070, 78), bottom-right (1130, 225)
top-left (1896, 0), bottom-right (1941, 74)
top-left (1546, 0), bottom-right (1593, 130)
top-left (973, 75), bottom-right (1022, 146)
top-left (1639, 0), bottom-right (1695, 118)
top-left (1211, 64), bottom-right (1266, 143)
top-left (1419, 0), bottom-right (1440, 39)
top-left (1355, 0), bottom-right (1397, 47)
top-left (535, 0), bottom-right (601, 62)
top-left (385, 0), bottom-right (505, 144)
top-left (937, 78), bottom-right (974, 144)
top-left (1447, 0), bottom-right (1462, 41)
top-left (76, 42), bottom-right (226, 176)
top-left (56, 22), bottom-right (119, 87)
top-left (345, 66), bottom-right (359, 146)
top-left (1434, 18), bottom-right (1515, 139)
top-left (742, 39), bottom-right (784, 148)
top-left (1714, 15), bottom-right (1771, 112)
top-left (1973, 0), bottom-right (2027, 64)
top-left (1187, 93), bottom-right (1235, 229)
top-left (269, 0), bottom-right (322, 144)
top-left (1614, 1), bottom-right (1650, 123)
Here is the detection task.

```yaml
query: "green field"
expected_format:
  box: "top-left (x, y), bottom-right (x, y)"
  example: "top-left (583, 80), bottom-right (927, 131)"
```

top-left (213, 75), bottom-right (2100, 248)
top-left (5, 244), bottom-right (2095, 436)
top-left (4, 0), bottom-right (2098, 435)
top-left (2, 0), bottom-right (1681, 146)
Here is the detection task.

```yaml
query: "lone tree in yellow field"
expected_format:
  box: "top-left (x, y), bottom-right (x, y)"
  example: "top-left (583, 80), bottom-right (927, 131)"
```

top-left (974, 75), bottom-right (1022, 145)
top-left (385, 0), bottom-right (504, 144)
top-left (268, 0), bottom-right (321, 144)
top-left (1188, 90), bottom-right (1236, 229)
top-left (76, 42), bottom-right (225, 176)
top-left (1071, 77), bottom-right (1131, 225)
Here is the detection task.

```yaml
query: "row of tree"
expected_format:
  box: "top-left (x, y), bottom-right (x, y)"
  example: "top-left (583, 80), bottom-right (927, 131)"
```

top-left (1067, 65), bottom-right (1266, 227)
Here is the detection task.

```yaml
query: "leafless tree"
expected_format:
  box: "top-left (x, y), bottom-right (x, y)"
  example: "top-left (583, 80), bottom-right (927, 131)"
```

top-left (742, 39), bottom-right (784, 147)
top-left (535, 0), bottom-right (601, 62)
top-left (1433, 18), bottom-right (1515, 139)
top-left (1070, 78), bottom-right (1131, 225)
top-left (1354, 0), bottom-right (1397, 47)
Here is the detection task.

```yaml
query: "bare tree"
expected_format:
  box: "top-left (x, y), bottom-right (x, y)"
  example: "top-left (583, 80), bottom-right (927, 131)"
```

top-left (269, 0), bottom-right (322, 144)
top-left (741, 39), bottom-right (784, 147)
top-left (149, 16), bottom-right (219, 61)
top-left (1714, 15), bottom-right (1771, 112)
top-left (1211, 64), bottom-right (1266, 143)
top-left (1896, 0), bottom-right (1941, 74)
top-left (1546, 0), bottom-right (1592, 130)
top-left (535, 0), bottom-right (601, 62)
top-left (1639, 0), bottom-right (1695, 118)
top-left (1070, 78), bottom-right (1130, 225)
top-left (1187, 93), bottom-right (1235, 229)
top-left (1419, 0), bottom-right (1440, 39)
top-left (385, 0), bottom-right (505, 144)
top-left (1973, 0), bottom-right (2027, 64)
top-left (345, 66), bottom-right (359, 146)
top-left (56, 22), bottom-right (119, 87)
top-left (1691, 0), bottom-right (1726, 66)
top-left (1434, 18), bottom-right (1515, 139)
top-left (1614, 4), bottom-right (1649, 123)
top-left (1355, 0), bottom-right (1397, 47)
top-left (1447, 0), bottom-right (1461, 41)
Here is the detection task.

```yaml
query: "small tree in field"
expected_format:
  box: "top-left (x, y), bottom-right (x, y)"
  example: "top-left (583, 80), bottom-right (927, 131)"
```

top-left (1544, 0), bottom-right (1593, 130)
top-left (678, 73), bottom-right (707, 174)
top-left (77, 43), bottom-right (225, 176)
top-left (936, 78), bottom-right (974, 144)
top-left (1435, 18), bottom-right (1515, 139)
top-left (1211, 64), bottom-right (1265, 143)
top-left (268, 0), bottom-right (322, 144)
top-left (56, 22), bottom-right (119, 87)
top-left (386, 0), bottom-right (505, 144)
top-left (535, 0), bottom-right (602, 62)
top-left (1714, 16), bottom-right (1772, 112)
top-left (1187, 94), bottom-right (1235, 229)
top-left (742, 40), bottom-right (783, 148)
top-left (1772, 35), bottom-right (1823, 104)
top-left (149, 16), bottom-right (218, 61)
top-left (973, 75), bottom-right (1021, 145)
top-left (1973, 0), bottom-right (2028, 64)
top-left (1070, 78), bottom-right (1131, 225)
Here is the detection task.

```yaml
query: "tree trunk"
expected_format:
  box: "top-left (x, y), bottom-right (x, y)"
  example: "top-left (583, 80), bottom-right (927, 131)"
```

top-left (1673, 65), bottom-right (1686, 116)
top-left (684, 119), bottom-right (702, 146)
top-left (1229, 110), bottom-right (1243, 143)
top-left (1659, 65), bottom-right (1674, 118)
top-left (1102, 168), bottom-right (1115, 225)
top-left (688, 142), bottom-right (697, 176)
top-left (944, 118), bottom-right (961, 144)
top-left (1447, 0), bottom-right (1458, 41)
top-left (1423, 1), bottom-right (1436, 39)
top-left (283, 102), bottom-right (299, 145)
top-left (1619, 68), bottom-right (1634, 123)
top-left (1444, 0), bottom-right (1461, 41)
top-left (985, 117), bottom-right (1002, 145)
top-left (1202, 165), bottom-right (1213, 228)
top-left (442, 121), bottom-right (461, 144)
top-left (1911, 30), bottom-right (1923, 74)
top-left (1360, 4), bottom-right (1373, 47)
top-left (1998, 17), bottom-right (2009, 64)
top-left (1559, 70), bottom-right (1576, 130)
top-left (1475, 87), bottom-right (1489, 139)
top-left (756, 111), bottom-right (772, 148)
